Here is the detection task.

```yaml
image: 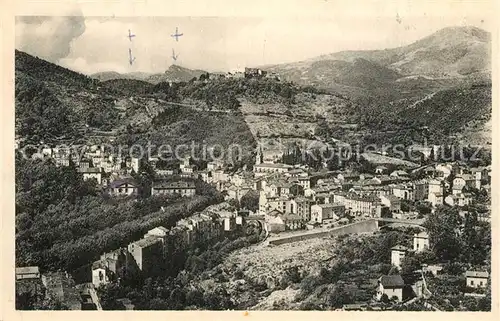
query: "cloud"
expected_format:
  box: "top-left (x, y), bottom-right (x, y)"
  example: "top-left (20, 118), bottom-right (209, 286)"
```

top-left (15, 5), bottom-right (85, 63)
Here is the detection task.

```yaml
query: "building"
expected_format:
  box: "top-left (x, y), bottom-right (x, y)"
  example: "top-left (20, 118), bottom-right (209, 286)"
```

top-left (253, 163), bottom-right (292, 177)
top-left (107, 178), bottom-right (139, 197)
top-left (310, 203), bottom-right (345, 224)
top-left (390, 170), bottom-right (409, 178)
top-left (127, 236), bottom-right (164, 276)
top-left (144, 226), bottom-right (169, 243)
top-left (282, 214), bottom-right (305, 230)
top-left (391, 245), bottom-right (408, 269)
top-left (91, 261), bottom-right (111, 288)
top-left (244, 67), bottom-right (267, 78)
top-left (294, 197), bottom-right (312, 221)
top-left (344, 195), bottom-right (382, 217)
top-left (392, 184), bottom-right (414, 201)
top-left (16, 266), bottom-right (40, 280)
top-left (413, 231), bottom-right (430, 253)
top-left (413, 180), bottom-right (429, 201)
top-left (379, 195), bottom-right (401, 212)
top-left (79, 167), bottom-right (102, 185)
top-left (151, 180), bottom-right (196, 197)
top-left (465, 271), bottom-right (489, 288)
top-left (376, 275), bottom-right (405, 302)
top-left (444, 193), bottom-right (473, 207)
top-left (427, 179), bottom-right (443, 197)
top-left (131, 157), bottom-right (140, 173)
top-left (92, 248), bottom-right (127, 288)
top-left (453, 174), bottom-right (477, 189)
top-left (428, 192), bottom-right (444, 207)
top-left (267, 213), bottom-right (286, 233)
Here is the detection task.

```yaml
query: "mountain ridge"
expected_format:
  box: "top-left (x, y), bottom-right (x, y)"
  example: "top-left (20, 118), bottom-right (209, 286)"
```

top-left (262, 26), bottom-right (491, 96)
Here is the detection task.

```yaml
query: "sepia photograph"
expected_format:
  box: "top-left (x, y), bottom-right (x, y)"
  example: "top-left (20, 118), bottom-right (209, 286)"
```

top-left (7, 0), bottom-right (496, 314)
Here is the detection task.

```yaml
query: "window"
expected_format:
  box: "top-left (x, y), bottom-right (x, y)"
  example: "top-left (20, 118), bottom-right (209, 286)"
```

top-left (480, 281), bottom-right (484, 286)
top-left (471, 280), bottom-right (474, 286)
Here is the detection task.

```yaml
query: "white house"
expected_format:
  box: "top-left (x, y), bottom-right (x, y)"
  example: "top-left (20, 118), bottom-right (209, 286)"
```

top-left (376, 275), bottom-right (405, 302)
top-left (465, 271), bottom-right (489, 288)
top-left (391, 245), bottom-right (408, 269)
top-left (413, 231), bottom-right (429, 253)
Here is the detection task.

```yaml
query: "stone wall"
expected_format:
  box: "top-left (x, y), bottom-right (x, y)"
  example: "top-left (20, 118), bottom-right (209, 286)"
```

top-left (268, 219), bottom-right (379, 246)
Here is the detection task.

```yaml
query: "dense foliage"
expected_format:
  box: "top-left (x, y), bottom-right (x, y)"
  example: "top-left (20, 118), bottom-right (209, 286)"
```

top-left (15, 154), bottom-right (224, 272)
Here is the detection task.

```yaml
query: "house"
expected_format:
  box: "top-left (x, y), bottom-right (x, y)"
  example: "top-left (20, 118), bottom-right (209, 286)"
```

top-left (427, 179), bottom-right (443, 197)
top-left (41, 272), bottom-right (82, 310)
top-left (127, 236), bottom-right (164, 276)
top-left (413, 231), bottom-right (430, 252)
top-left (144, 226), bottom-right (169, 242)
top-left (294, 197), bottom-right (312, 221)
top-left (310, 203), bottom-right (345, 224)
top-left (337, 172), bottom-right (360, 182)
top-left (428, 192), bottom-right (444, 207)
top-left (244, 67), bottom-right (267, 78)
top-left (444, 193), bottom-right (472, 207)
top-left (151, 180), bottom-right (196, 197)
top-left (435, 164), bottom-right (453, 178)
top-left (253, 163), bottom-right (292, 177)
top-left (413, 180), bottom-right (429, 201)
top-left (267, 196), bottom-right (289, 214)
top-left (376, 275), bottom-right (405, 302)
top-left (267, 214), bottom-right (286, 233)
top-left (452, 185), bottom-right (464, 195)
top-left (282, 214), bottom-right (305, 230)
top-left (391, 245), bottom-right (408, 269)
top-left (390, 170), bottom-right (409, 178)
top-left (91, 261), bottom-right (111, 288)
top-left (108, 178), bottom-right (139, 197)
top-left (392, 184), bottom-right (414, 201)
top-left (465, 271), bottom-right (489, 288)
top-left (343, 194), bottom-right (383, 217)
top-left (453, 174), bottom-right (476, 189)
top-left (15, 266), bottom-right (40, 280)
top-left (375, 165), bottom-right (388, 174)
top-left (131, 157), bottom-right (140, 173)
top-left (79, 167), bottom-right (102, 184)
top-left (379, 195), bottom-right (401, 212)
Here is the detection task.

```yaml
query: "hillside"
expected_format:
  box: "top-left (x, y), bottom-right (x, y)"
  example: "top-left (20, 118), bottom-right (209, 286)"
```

top-left (263, 26), bottom-right (491, 99)
top-left (14, 51), bottom-right (257, 155)
top-left (15, 50), bottom-right (121, 141)
top-left (91, 71), bottom-right (153, 82)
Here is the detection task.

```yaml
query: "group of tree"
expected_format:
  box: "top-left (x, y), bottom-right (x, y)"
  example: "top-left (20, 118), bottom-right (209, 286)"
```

top-left (15, 154), bottom-right (224, 272)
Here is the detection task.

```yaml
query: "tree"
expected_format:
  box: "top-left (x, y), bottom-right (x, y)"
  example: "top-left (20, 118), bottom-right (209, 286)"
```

top-left (240, 190), bottom-right (259, 212)
top-left (423, 207), bottom-right (462, 262)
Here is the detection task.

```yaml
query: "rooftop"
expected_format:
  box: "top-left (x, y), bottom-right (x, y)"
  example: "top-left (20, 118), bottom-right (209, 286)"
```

top-left (465, 271), bottom-right (489, 278)
top-left (109, 177), bottom-right (138, 189)
top-left (315, 203), bottom-right (345, 208)
top-left (131, 236), bottom-right (162, 248)
top-left (379, 275), bottom-right (405, 288)
top-left (254, 163), bottom-right (292, 169)
top-left (414, 231), bottom-right (429, 238)
top-left (391, 245), bottom-right (408, 252)
top-left (16, 266), bottom-right (40, 275)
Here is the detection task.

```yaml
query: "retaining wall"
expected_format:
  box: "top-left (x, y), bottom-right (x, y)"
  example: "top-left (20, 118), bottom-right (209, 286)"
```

top-left (268, 219), bottom-right (379, 246)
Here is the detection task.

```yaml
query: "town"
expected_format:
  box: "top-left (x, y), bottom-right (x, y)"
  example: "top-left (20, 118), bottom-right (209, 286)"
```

top-left (15, 134), bottom-right (492, 310)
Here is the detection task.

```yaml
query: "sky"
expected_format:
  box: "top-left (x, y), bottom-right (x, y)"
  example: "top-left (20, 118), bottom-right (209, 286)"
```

top-left (14, 1), bottom-right (493, 75)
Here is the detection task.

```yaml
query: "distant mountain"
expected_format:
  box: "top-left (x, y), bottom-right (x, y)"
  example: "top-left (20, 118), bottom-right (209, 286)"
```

top-left (264, 26), bottom-right (491, 95)
top-left (91, 71), bottom-right (153, 82)
top-left (145, 64), bottom-right (207, 84)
